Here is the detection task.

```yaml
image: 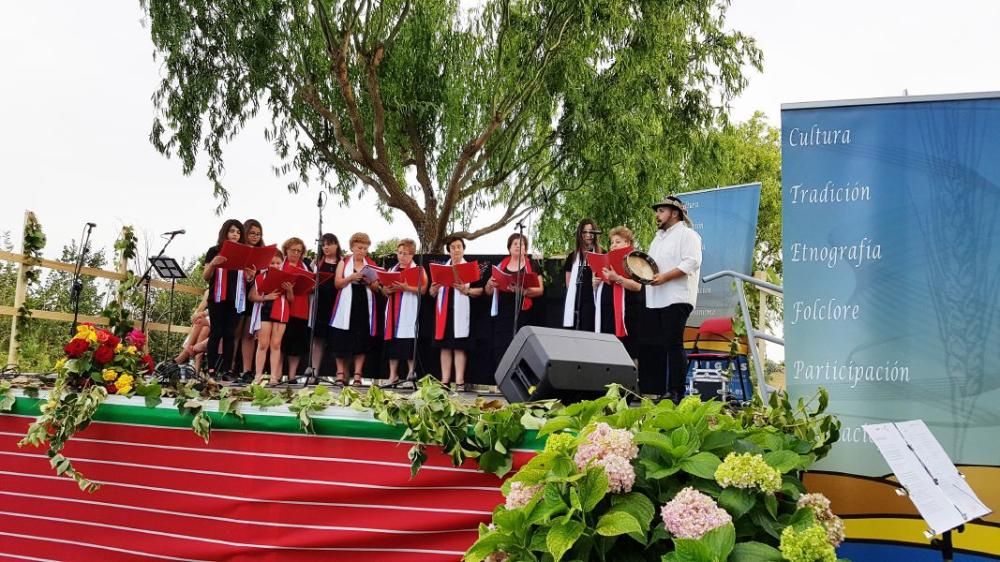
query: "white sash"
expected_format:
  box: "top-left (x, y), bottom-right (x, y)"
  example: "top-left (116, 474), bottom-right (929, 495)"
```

top-left (562, 253), bottom-right (581, 327)
top-left (594, 282), bottom-right (604, 333)
top-left (386, 263), bottom-right (420, 339)
top-left (437, 259), bottom-right (471, 338)
top-left (330, 256), bottom-right (373, 332)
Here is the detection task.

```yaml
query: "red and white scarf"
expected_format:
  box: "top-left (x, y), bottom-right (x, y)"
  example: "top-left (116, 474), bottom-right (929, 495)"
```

top-left (329, 255), bottom-right (378, 336)
top-left (384, 262), bottom-right (421, 341)
top-left (594, 282), bottom-right (628, 337)
top-left (434, 259), bottom-right (471, 340)
top-left (212, 268), bottom-right (246, 313)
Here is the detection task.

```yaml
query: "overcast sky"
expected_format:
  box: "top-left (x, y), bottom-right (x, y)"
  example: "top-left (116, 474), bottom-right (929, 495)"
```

top-left (2, 1), bottom-right (998, 264)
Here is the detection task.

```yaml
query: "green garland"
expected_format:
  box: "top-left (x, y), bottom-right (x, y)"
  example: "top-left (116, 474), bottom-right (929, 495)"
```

top-left (14, 212), bottom-right (46, 348)
top-left (102, 226), bottom-right (139, 337)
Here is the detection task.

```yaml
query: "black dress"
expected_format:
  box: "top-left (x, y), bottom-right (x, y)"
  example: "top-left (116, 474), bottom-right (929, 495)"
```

top-left (563, 253), bottom-right (596, 331)
top-left (433, 263), bottom-right (487, 351)
top-left (491, 260), bottom-right (540, 367)
top-left (312, 260), bottom-right (339, 339)
top-left (327, 281), bottom-right (375, 357)
top-left (597, 283), bottom-right (643, 359)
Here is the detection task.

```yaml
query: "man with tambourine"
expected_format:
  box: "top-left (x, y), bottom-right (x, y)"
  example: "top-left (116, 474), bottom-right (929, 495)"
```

top-left (641, 195), bottom-right (702, 399)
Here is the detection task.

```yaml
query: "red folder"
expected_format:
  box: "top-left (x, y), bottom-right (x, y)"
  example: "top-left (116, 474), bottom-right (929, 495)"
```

top-left (219, 241), bottom-right (278, 270)
top-left (430, 261), bottom-right (480, 286)
top-left (586, 246), bottom-right (632, 279)
top-left (491, 266), bottom-right (540, 292)
top-left (377, 266), bottom-right (422, 287)
top-left (259, 268), bottom-right (315, 296)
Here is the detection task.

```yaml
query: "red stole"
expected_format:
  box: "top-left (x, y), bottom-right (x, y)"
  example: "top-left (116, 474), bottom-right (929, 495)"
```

top-left (613, 283), bottom-right (627, 337)
top-left (282, 259), bottom-right (311, 319)
top-left (385, 262), bottom-right (421, 341)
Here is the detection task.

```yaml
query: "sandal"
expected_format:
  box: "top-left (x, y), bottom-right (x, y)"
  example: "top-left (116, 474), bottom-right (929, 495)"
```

top-left (351, 374), bottom-right (364, 387)
top-left (334, 373), bottom-right (346, 386)
top-left (380, 377), bottom-right (400, 389)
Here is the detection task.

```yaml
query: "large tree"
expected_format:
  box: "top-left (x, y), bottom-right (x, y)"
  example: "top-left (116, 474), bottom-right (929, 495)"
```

top-left (143, 0), bottom-right (760, 250)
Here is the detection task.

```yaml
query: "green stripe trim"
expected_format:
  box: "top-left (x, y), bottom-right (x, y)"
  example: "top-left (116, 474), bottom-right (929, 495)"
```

top-left (8, 396), bottom-right (545, 450)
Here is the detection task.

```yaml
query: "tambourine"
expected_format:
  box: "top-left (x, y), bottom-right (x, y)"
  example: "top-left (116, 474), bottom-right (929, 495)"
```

top-left (624, 251), bottom-right (659, 285)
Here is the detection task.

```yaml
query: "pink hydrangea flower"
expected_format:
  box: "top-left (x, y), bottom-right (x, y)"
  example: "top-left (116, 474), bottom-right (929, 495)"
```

top-left (573, 422), bottom-right (638, 470)
top-left (660, 487), bottom-right (733, 539)
top-left (504, 481), bottom-right (541, 510)
top-left (596, 454), bottom-right (636, 493)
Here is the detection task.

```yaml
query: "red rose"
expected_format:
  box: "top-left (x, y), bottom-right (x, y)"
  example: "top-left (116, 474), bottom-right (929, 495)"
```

top-left (106, 334), bottom-right (121, 348)
top-left (141, 354), bottom-right (156, 374)
top-left (105, 383), bottom-right (117, 393)
top-left (93, 344), bottom-right (115, 365)
top-left (96, 329), bottom-right (111, 344)
top-left (63, 339), bottom-right (90, 359)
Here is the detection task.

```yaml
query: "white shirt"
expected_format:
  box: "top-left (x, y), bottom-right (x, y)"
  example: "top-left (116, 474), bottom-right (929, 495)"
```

top-left (645, 222), bottom-right (702, 309)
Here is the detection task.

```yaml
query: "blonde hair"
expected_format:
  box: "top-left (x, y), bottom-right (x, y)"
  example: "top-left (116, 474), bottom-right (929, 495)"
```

top-left (349, 232), bottom-right (371, 247)
top-left (608, 226), bottom-right (635, 246)
top-left (281, 237), bottom-right (305, 255)
top-left (397, 238), bottom-right (417, 254)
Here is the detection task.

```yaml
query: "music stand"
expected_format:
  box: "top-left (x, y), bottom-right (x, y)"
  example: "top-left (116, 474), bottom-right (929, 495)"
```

top-left (149, 256), bottom-right (187, 359)
top-left (864, 420), bottom-right (991, 562)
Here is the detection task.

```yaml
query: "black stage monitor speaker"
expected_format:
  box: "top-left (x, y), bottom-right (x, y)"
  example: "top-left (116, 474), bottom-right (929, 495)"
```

top-left (495, 326), bottom-right (637, 403)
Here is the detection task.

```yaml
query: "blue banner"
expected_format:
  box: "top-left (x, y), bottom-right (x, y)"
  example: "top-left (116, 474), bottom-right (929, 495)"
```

top-left (782, 93), bottom-right (1000, 559)
top-left (683, 183), bottom-right (761, 327)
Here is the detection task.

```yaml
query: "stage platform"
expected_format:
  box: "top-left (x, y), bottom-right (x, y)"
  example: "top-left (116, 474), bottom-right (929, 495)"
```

top-left (0, 390), bottom-right (542, 562)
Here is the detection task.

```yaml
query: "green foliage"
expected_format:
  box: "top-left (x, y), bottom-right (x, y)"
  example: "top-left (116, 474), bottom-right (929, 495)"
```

top-left (469, 387), bottom-right (845, 562)
top-left (372, 237), bottom-right (402, 259)
top-left (13, 213), bottom-right (47, 355)
top-left (335, 377), bottom-right (556, 476)
top-left (142, 0), bottom-right (760, 249)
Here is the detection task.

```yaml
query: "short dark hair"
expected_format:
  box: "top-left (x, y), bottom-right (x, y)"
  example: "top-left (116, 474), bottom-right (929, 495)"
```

top-left (444, 236), bottom-right (466, 251)
top-left (216, 219), bottom-right (244, 247)
top-left (506, 233), bottom-right (528, 252)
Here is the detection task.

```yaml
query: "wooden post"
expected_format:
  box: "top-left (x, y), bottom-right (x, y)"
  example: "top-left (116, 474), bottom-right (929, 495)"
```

top-left (6, 211), bottom-right (31, 367)
top-left (754, 270), bottom-right (768, 363)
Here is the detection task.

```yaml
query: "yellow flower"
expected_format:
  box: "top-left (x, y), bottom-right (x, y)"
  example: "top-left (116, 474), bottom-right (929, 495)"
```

top-left (115, 343), bottom-right (124, 352)
top-left (54, 358), bottom-right (67, 371)
top-left (126, 345), bottom-right (137, 355)
top-left (86, 331), bottom-right (98, 343)
top-left (102, 369), bottom-right (118, 381)
top-left (115, 373), bottom-right (134, 391)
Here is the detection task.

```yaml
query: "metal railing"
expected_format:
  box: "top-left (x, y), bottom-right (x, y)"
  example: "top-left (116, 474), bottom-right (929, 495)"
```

top-left (701, 270), bottom-right (783, 400)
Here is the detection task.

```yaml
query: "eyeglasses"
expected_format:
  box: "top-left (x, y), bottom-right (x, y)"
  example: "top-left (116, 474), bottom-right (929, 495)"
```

top-left (247, 231), bottom-right (262, 237)
top-left (287, 248), bottom-right (304, 254)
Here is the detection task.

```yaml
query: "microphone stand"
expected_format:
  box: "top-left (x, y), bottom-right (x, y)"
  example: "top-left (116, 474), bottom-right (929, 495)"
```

top-left (139, 232), bottom-right (182, 335)
top-left (70, 223), bottom-right (96, 336)
top-left (303, 192), bottom-right (327, 386)
top-left (511, 220), bottom-right (526, 339)
top-left (407, 242), bottom-right (425, 387)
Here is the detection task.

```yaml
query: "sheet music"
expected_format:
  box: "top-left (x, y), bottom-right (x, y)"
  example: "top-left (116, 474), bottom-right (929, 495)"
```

top-left (894, 420), bottom-right (992, 522)
top-left (863, 423), bottom-right (967, 534)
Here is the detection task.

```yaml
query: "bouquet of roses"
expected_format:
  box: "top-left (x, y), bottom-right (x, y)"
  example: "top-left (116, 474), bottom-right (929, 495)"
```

top-left (20, 324), bottom-right (155, 491)
top-left (58, 324), bottom-right (154, 395)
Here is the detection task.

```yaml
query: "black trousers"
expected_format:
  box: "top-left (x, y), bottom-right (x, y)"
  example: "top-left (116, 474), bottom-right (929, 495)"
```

top-left (644, 303), bottom-right (693, 396)
top-left (206, 301), bottom-right (240, 374)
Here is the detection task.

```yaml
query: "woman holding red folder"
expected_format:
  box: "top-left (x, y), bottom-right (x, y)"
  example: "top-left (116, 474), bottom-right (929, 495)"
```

top-left (329, 232), bottom-right (379, 386)
top-left (562, 219), bottom-right (602, 332)
top-left (249, 250), bottom-right (294, 385)
top-left (380, 239), bottom-right (427, 386)
top-left (280, 237), bottom-right (313, 382)
top-left (485, 233), bottom-right (544, 370)
top-left (202, 219), bottom-right (254, 379)
top-left (430, 236), bottom-right (484, 390)
top-left (599, 226), bottom-right (644, 360)
top-left (235, 218), bottom-right (264, 381)
top-left (310, 233), bottom-right (342, 383)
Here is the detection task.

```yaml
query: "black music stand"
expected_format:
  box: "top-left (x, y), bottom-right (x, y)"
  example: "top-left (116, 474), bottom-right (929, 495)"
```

top-left (149, 256), bottom-right (187, 359)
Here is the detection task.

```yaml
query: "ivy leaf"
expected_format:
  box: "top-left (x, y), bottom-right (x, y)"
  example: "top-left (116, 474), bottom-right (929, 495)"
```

top-left (679, 452), bottom-right (722, 479)
top-left (595, 511), bottom-right (642, 537)
top-left (719, 488), bottom-right (756, 519)
top-left (539, 416), bottom-right (576, 436)
top-left (728, 541), bottom-right (783, 561)
top-left (547, 519), bottom-right (584, 562)
top-left (191, 411), bottom-right (211, 443)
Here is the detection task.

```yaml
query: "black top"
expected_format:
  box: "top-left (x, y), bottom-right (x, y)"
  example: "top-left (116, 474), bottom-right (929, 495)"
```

top-left (563, 251), bottom-right (596, 331)
top-left (205, 245), bottom-right (240, 303)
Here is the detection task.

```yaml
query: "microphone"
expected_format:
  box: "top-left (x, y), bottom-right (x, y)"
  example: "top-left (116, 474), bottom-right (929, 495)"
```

top-left (514, 220), bottom-right (526, 230)
top-left (588, 229), bottom-right (603, 235)
top-left (162, 229), bottom-right (186, 236)
top-left (317, 191), bottom-right (324, 208)
top-left (86, 222), bottom-right (97, 228)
